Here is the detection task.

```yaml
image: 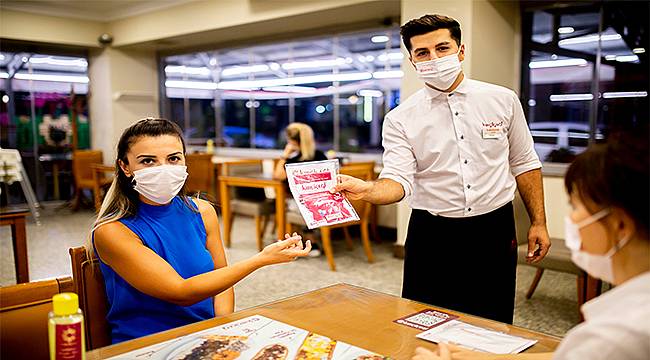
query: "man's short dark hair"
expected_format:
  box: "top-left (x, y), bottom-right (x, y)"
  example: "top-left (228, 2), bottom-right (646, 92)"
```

top-left (400, 14), bottom-right (461, 52)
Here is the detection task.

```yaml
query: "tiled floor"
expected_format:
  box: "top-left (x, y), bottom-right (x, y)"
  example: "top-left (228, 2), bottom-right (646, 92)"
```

top-left (1, 204), bottom-right (580, 337)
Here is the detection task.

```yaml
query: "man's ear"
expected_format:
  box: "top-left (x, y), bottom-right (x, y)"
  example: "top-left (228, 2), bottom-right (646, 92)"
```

top-left (613, 208), bottom-right (637, 244)
top-left (458, 44), bottom-right (466, 62)
top-left (118, 159), bottom-right (132, 178)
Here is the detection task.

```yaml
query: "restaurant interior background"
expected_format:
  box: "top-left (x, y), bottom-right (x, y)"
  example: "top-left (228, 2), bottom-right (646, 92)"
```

top-left (0, 0), bottom-right (648, 343)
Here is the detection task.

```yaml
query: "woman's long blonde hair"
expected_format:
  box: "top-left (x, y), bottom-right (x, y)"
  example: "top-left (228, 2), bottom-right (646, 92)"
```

top-left (88, 118), bottom-right (194, 259)
top-left (286, 122), bottom-right (316, 161)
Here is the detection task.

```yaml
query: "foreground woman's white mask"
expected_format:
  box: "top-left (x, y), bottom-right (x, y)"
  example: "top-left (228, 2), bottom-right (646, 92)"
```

top-left (564, 208), bottom-right (631, 284)
top-left (132, 164), bottom-right (188, 204)
top-left (414, 50), bottom-right (462, 90)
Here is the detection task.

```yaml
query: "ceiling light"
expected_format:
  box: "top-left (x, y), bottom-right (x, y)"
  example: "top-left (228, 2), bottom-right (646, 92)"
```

top-left (549, 93), bottom-right (593, 102)
top-left (632, 48), bottom-right (645, 54)
top-left (165, 80), bottom-right (218, 90)
top-left (529, 58), bottom-right (588, 68)
top-left (602, 91), bottom-right (647, 99)
top-left (358, 89), bottom-right (383, 97)
top-left (0, 72), bottom-right (8, 79)
top-left (13, 73), bottom-right (89, 83)
top-left (371, 35), bottom-right (390, 43)
top-left (377, 52), bottom-right (404, 62)
top-left (372, 70), bottom-right (403, 79)
top-left (615, 55), bottom-right (639, 63)
top-left (165, 65), bottom-right (211, 76)
top-left (605, 55), bottom-right (617, 61)
top-left (262, 85), bottom-right (316, 94)
top-left (217, 72), bottom-right (373, 89)
top-left (221, 64), bottom-right (269, 77)
top-left (29, 56), bottom-right (87, 67)
top-left (558, 27), bottom-right (575, 34)
top-left (558, 33), bottom-right (621, 46)
top-left (281, 58), bottom-right (347, 70)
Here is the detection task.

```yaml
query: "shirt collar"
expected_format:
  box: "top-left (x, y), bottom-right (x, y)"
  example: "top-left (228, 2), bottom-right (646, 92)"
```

top-left (581, 271), bottom-right (650, 320)
top-left (423, 75), bottom-right (470, 100)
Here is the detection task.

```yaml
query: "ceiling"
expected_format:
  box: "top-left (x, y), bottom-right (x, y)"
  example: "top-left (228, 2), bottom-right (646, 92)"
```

top-left (0, 0), bottom-right (196, 22)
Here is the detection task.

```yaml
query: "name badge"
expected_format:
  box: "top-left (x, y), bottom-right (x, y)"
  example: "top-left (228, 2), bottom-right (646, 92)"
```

top-left (482, 121), bottom-right (504, 139)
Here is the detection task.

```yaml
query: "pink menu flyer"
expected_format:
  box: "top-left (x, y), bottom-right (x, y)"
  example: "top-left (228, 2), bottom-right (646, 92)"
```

top-left (285, 159), bottom-right (359, 229)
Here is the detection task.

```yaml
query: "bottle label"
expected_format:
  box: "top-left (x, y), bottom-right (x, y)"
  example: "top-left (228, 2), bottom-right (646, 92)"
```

top-left (55, 323), bottom-right (82, 360)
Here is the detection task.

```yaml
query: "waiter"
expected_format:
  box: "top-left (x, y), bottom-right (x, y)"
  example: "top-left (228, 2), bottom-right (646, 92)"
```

top-left (332, 14), bottom-right (550, 323)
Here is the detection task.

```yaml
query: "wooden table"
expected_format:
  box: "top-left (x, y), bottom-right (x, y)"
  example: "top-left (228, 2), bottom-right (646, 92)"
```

top-left (0, 207), bottom-right (30, 283)
top-left (87, 283), bottom-right (561, 359)
top-left (218, 173), bottom-right (285, 246)
top-left (91, 164), bottom-right (116, 211)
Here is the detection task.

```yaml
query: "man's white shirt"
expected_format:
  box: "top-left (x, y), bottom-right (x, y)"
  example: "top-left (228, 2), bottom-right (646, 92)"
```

top-left (378, 77), bottom-right (541, 217)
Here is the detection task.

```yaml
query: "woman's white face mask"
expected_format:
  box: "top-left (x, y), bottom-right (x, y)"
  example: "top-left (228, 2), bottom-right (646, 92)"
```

top-left (564, 208), bottom-right (632, 284)
top-left (132, 164), bottom-right (188, 204)
top-left (413, 50), bottom-right (462, 90)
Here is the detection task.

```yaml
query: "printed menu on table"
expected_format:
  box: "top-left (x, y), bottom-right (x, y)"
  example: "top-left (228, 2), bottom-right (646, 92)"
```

top-left (285, 159), bottom-right (359, 229)
top-left (106, 315), bottom-right (390, 359)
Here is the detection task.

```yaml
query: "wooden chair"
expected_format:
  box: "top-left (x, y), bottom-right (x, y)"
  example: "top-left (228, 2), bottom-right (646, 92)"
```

top-left (287, 161), bottom-right (376, 271)
top-left (69, 246), bottom-right (111, 350)
top-left (72, 150), bottom-right (104, 210)
top-left (185, 153), bottom-right (215, 199)
top-left (91, 164), bottom-right (115, 212)
top-left (513, 192), bottom-right (600, 318)
top-left (221, 160), bottom-right (275, 251)
top-left (0, 277), bottom-right (74, 359)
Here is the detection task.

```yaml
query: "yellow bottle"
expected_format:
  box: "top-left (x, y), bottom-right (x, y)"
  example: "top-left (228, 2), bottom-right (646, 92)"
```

top-left (206, 139), bottom-right (215, 154)
top-left (49, 293), bottom-right (85, 360)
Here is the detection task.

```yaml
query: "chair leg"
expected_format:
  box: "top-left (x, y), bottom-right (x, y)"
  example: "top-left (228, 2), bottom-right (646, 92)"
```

top-left (261, 215), bottom-right (269, 238)
top-left (321, 227), bottom-right (336, 271)
top-left (360, 222), bottom-right (374, 263)
top-left (577, 273), bottom-right (586, 321)
top-left (526, 268), bottom-right (544, 299)
top-left (255, 216), bottom-right (264, 251)
top-left (343, 227), bottom-right (354, 250)
top-left (226, 213), bottom-right (235, 247)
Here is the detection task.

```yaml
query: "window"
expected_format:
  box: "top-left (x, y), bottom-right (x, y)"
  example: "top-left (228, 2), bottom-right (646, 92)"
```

top-left (521, 2), bottom-right (648, 163)
top-left (0, 51), bottom-right (89, 202)
top-left (160, 27), bottom-right (402, 153)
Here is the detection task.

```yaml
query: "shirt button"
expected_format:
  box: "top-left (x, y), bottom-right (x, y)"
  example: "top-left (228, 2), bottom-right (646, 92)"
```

top-left (448, 93), bottom-right (454, 97)
top-left (467, 184), bottom-right (471, 189)
top-left (464, 159), bottom-right (468, 164)
top-left (460, 135), bottom-right (464, 140)
top-left (468, 208), bottom-right (472, 212)
top-left (454, 111), bottom-right (459, 116)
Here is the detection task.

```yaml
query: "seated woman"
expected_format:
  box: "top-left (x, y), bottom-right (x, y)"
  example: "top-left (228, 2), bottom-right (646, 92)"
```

top-left (273, 122), bottom-right (327, 180)
top-left (92, 118), bottom-right (311, 344)
top-left (412, 131), bottom-right (649, 360)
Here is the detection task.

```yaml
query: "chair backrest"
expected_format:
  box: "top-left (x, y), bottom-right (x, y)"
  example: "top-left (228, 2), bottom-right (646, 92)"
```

top-left (73, 150), bottom-right (103, 187)
top-left (0, 277), bottom-right (74, 359)
top-left (339, 161), bottom-right (375, 219)
top-left (69, 246), bottom-right (111, 350)
top-left (185, 153), bottom-right (215, 196)
top-left (222, 159), bottom-right (267, 200)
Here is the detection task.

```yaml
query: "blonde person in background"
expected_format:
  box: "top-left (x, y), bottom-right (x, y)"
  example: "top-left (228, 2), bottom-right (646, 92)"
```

top-left (411, 130), bottom-right (650, 360)
top-left (274, 122), bottom-right (328, 256)
top-left (273, 122), bottom-right (328, 181)
top-left (92, 118), bottom-right (311, 344)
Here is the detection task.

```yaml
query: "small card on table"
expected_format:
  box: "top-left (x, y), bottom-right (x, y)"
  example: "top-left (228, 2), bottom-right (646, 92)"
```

top-left (393, 309), bottom-right (458, 331)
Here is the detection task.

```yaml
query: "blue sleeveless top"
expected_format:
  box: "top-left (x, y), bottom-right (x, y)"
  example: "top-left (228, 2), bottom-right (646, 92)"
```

top-left (96, 197), bottom-right (216, 344)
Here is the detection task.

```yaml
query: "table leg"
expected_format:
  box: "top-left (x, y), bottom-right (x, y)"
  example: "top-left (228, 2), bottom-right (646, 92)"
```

top-left (53, 163), bottom-right (60, 200)
top-left (275, 185), bottom-right (285, 241)
top-left (219, 180), bottom-right (231, 247)
top-left (11, 217), bottom-right (29, 283)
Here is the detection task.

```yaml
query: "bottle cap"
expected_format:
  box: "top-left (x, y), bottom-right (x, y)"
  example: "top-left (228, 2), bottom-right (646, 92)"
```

top-left (52, 292), bottom-right (79, 316)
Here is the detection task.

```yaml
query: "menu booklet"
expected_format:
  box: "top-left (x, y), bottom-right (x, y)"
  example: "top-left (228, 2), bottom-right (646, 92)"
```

top-left (285, 160), bottom-right (359, 229)
top-left (107, 315), bottom-right (390, 359)
top-left (415, 320), bottom-right (538, 354)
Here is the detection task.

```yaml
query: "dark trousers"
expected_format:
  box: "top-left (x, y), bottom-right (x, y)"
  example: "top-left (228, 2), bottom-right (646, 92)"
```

top-left (402, 203), bottom-right (518, 324)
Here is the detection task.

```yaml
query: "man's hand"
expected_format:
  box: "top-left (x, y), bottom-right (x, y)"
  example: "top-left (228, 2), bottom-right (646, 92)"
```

top-left (526, 223), bottom-right (551, 263)
top-left (330, 174), bottom-right (373, 200)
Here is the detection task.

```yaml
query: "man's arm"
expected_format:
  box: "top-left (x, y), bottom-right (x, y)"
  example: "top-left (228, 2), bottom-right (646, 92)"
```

top-left (332, 176), bottom-right (404, 205)
top-left (516, 168), bottom-right (551, 263)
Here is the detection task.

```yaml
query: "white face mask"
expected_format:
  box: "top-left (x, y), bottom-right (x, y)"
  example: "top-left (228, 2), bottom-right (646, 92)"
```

top-left (414, 50), bottom-right (462, 90)
top-left (564, 208), bottom-right (631, 284)
top-left (132, 164), bottom-right (188, 205)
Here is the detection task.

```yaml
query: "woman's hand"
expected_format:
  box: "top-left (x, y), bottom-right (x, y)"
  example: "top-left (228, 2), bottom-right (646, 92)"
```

top-left (282, 142), bottom-right (300, 159)
top-left (256, 233), bottom-right (311, 265)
